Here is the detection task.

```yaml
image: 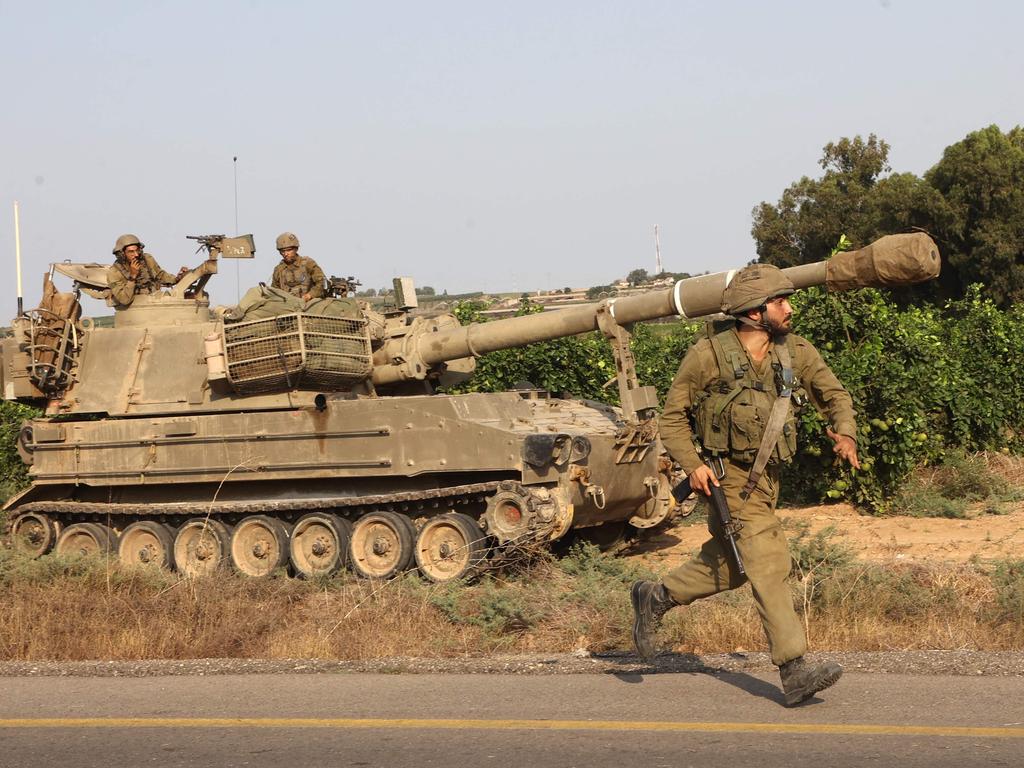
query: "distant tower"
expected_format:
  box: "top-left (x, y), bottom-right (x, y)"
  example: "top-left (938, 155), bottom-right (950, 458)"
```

top-left (654, 224), bottom-right (663, 276)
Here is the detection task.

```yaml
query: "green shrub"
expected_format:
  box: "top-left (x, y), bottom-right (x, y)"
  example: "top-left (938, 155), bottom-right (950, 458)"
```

top-left (556, 541), bottom-right (656, 607)
top-left (787, 522), bottom-right (856, 606)
top-left (988, 559), bottom-right (1024, 624)
top-left (429, 576), bottom-right (545, 635)
top-left (890, 449), bottom-right (1015, 517)
top-left (0, 401), bottom-right (39, 504)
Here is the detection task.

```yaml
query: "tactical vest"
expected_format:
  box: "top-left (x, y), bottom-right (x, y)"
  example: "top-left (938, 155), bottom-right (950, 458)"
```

top-left (276, 260), bottom-right (315, 296)
top-left (693, 329), bottom-right (801, 464)
top-left (115, 255), bottom-right (163, 295)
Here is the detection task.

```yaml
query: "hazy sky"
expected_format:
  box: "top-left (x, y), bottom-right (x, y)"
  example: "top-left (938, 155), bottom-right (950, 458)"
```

top-left (1, 0), bottom-right (1021, 319)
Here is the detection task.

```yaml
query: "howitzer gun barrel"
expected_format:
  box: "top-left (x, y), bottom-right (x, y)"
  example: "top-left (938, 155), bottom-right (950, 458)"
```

top-left (372, 233), bottom-right (939, 386)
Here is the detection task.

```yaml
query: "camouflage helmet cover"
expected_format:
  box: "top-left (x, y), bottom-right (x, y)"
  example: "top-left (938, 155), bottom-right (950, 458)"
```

top-left (275, 232), bottom-right (300, 250)
top-left (720, 263), bottom-right (795, 315)
top-left (112, 233), bottom-right (144, 255)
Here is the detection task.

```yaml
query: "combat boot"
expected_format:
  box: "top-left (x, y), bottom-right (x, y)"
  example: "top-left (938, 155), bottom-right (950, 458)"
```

top-left (630, 580), bottom-right (676, 661)
top-left (779, 657), bottom-right (843, 706)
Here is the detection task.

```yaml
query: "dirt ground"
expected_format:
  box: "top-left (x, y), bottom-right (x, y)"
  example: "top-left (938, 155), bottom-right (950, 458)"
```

top-left (630, 501), bottom-right (1024, 569)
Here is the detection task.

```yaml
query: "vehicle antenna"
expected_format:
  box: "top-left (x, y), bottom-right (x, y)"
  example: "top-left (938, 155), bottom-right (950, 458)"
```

top-left (14, 201), bottom-right (23, 316)
top-left (233, 156), bottom-right (240, 302)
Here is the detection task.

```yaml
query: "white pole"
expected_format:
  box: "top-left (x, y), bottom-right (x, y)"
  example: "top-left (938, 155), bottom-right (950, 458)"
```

top-left (654, 224), bottom-right (663, 276)
top-left (14, 200), bottom-right (23, 315)
top-left (233, 156), bottom-right (240, 302)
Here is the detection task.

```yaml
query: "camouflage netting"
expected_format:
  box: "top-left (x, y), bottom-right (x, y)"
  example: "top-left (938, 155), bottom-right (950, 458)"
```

top-left (225, 285), bottom-right (361, 322)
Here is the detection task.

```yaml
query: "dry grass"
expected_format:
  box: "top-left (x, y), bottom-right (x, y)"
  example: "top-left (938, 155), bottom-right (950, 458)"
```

top-left (666, 561), bottom-right (1023, 656)
top-left (890, 450), bottom-right (1024, 518)
top-left (1, 537), bottom-right (1022, 662)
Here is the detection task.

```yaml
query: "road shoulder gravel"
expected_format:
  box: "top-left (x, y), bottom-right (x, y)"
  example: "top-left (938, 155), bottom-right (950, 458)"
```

top-left (1, 650), bottom-right (1022, 678)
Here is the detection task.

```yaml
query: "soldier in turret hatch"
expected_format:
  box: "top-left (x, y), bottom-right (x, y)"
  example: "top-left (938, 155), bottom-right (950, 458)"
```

top-left (271, 232), bottom-right (326, 301)
top-left (107, 234), bottom-right (188, 308)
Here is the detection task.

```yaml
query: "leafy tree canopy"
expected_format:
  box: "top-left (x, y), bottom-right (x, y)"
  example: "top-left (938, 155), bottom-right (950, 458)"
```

top-left (626, 268), bottom-right (649, 285)
top-left (752, 126), bottom-right (1024, 305)
top-left (925, 125), bottom-right (1024, 306)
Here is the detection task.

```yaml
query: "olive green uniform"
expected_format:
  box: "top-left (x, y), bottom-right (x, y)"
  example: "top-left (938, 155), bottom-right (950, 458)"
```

top-left (271, 255), bottom-right (326, 299)
top-left (107, 253), bottom-right (178, 308)
top-left (659, 328), bottom-right (856, 666)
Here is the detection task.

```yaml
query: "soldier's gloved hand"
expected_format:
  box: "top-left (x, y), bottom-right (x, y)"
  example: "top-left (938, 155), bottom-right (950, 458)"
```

top-left (827, 428), bottom-right (860, 469)
top-left (688, 464), bottom-right (719, 496)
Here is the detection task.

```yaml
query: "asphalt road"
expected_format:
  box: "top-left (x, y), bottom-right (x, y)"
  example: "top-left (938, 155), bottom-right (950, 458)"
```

top-left (1, 670), bottom-right (1022, 767)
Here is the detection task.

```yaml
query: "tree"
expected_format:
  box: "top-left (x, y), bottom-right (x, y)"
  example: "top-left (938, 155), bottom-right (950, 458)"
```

top-left (924, 125), bottom-right (1024, 306)
top-left (752, 132), bottom-right (952, 299)
top-left (586, 284), bottom-right (616, 300)
top-left (418, 286), bottom-right (437, 296)
top-left (626, 268), bottom-right (649, 286)
top-left (753, 135), bottom-right (896, 268)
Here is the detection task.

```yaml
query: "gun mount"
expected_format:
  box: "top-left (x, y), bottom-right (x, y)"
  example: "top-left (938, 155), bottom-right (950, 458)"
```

top-left (2, 232), bottom-right (939, 583)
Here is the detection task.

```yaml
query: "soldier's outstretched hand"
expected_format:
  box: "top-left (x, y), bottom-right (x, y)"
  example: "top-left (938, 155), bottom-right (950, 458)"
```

top-left (826, 428), bottom-right (860, 469)
top-left (688, 464), bottom-right (720, 496)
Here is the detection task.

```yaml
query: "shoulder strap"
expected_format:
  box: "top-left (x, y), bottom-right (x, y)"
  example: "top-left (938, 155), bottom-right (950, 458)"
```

top-left (707, 331), bottom-right (748, 431)
top-left (710, 329), bottom-right (746, 382)
top-left (740, 336), bottom-right (794, 500)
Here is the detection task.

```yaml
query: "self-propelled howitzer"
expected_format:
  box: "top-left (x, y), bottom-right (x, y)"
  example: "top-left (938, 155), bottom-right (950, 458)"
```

top-left (2, 233), bottom-right (939, 583)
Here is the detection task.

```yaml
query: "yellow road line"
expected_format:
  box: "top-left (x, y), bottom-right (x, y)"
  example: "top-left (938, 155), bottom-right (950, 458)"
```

top-left (0, 718), bottom-right (1022, 738)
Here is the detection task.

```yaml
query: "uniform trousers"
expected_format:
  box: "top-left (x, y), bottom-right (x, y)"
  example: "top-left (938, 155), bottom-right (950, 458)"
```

top-left (662, 458), bottom-right (806, 666)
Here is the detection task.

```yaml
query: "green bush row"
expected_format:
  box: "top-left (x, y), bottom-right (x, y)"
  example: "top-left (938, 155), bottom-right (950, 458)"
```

top-left (449, 287), bottom-right (1024, 511)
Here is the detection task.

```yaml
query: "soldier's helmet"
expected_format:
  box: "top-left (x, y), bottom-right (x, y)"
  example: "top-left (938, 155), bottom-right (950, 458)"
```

top-left (112, 234), bottom-right (144, 256)
top-left (275, 232), bottom-right (300, 250)
top-left (721, 263), bottom-right (795, 315)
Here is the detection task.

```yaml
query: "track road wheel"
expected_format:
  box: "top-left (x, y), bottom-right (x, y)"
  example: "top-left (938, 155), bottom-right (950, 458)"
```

top-left (118, 521), bottom-right (175, 570)
top-left (10, 513), bottom-right (57, 557)
top-left (55, 523), bottom-right (116, 557)
top-left (290, 513), bottom-right (352, 578)
top-left (231, 516), bottom-right (291, 578)
top-left (349, 511), bottom-right (415, 579)
top-left (174, 519), bottom-right (233, 577)
top-left (414, 512), bottom-right (488, 583)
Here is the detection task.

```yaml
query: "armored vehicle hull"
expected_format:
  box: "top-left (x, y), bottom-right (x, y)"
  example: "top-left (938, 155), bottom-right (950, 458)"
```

top-left (9, 391), bottom-right (663, 580)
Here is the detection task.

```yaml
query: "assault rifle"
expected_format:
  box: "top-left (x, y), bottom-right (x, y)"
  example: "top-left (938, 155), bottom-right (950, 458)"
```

top-left (671, 457), bottom-right (746, 577)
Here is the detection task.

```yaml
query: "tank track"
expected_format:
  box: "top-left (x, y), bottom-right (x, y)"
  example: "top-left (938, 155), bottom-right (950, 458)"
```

top-left (8, 480), bottom-right (559, 581)
top-left (14, 481), bottom-right (502, 522)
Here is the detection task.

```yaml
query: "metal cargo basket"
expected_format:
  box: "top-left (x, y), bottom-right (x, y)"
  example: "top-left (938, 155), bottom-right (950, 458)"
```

top-left (222, 313), bottom-right (372, 393)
